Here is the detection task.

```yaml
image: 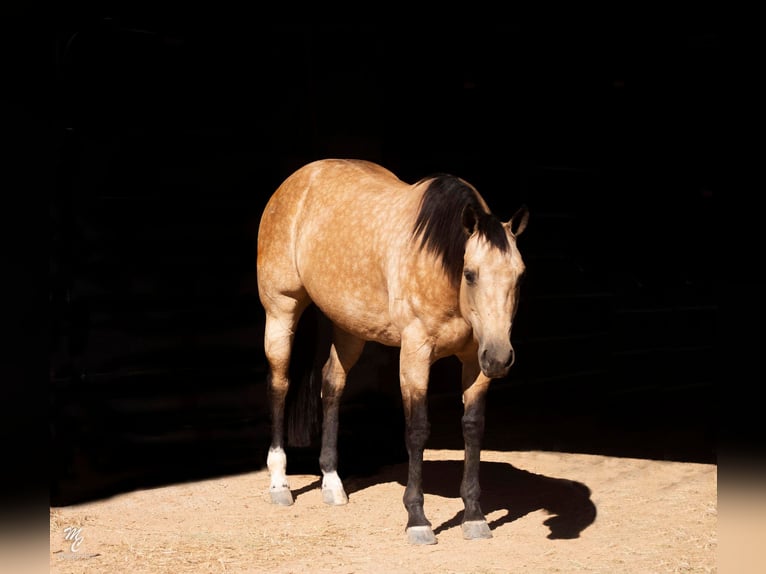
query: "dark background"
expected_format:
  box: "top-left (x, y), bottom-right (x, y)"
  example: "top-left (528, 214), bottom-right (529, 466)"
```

top-left (49, 9), bottom-right (719, 506)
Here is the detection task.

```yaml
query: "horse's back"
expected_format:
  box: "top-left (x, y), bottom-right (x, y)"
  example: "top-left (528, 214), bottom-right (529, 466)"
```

top-left (259, 159), bottom-right (404, 229)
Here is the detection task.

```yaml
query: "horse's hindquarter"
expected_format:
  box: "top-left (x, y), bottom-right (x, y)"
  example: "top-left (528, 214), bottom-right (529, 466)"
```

top-left (257, 160), bottom-right (395, 303)
top-left (257, 167), bottom-right (313, 303)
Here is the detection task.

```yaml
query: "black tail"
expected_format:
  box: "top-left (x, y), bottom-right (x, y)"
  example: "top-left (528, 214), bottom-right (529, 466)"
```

top-left (285, 305), bottom-right (331, 447)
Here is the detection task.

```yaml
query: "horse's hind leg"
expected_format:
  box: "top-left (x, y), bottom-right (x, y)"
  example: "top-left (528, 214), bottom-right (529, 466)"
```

top-left (263, 293), bottom-right (310, 506)
top-left (319, 327), bottom-right (365, 505)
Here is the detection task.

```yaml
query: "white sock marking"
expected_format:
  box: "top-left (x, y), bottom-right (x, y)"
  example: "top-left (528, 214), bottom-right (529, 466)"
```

top-left (267, 447), bottom-right (290, 491)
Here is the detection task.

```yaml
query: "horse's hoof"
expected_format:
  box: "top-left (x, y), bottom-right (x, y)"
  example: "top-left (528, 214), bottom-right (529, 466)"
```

top-left (322, 487), bottom-right (349, 506)
top-left (406, 526), bottom-right (437, 545)
top-left (462, 520), bottom-right (493, 540)
top-left (270, 489), bottom-right (294, 506)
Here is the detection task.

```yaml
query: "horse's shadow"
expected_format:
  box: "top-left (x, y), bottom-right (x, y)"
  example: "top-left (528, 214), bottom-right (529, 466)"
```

top-left (294, 458), bottom-right (596, 540)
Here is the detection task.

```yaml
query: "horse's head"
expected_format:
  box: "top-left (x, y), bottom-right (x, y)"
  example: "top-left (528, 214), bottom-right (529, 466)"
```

top-left (460, 205), bottom-right (528, 379)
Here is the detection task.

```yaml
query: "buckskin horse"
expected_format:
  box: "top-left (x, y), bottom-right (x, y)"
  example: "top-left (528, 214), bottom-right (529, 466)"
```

top-left (256, 159), bottom-right (528, 544)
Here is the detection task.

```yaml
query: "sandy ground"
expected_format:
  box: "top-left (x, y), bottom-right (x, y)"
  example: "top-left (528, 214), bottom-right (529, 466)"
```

top-left (50, 448), bottom-right (716, 574)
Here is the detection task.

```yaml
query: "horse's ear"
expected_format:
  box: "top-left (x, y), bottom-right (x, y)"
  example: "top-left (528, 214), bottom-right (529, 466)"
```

top-left (462, 205), bottom-right (478, 236)
top-left (505, 205), bottom-right (529, 237)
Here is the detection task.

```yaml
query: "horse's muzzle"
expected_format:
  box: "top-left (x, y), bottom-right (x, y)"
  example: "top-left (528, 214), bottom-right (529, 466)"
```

top-left (479, 347), bottom-right (514, 379)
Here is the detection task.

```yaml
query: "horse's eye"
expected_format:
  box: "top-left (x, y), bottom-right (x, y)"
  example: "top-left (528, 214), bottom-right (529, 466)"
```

top-left (463, 269), bottom-right (477, 285)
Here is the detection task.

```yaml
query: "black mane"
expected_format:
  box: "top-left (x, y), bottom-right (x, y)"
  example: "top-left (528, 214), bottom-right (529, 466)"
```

top-left (412, 174), bottom-right (509, 287)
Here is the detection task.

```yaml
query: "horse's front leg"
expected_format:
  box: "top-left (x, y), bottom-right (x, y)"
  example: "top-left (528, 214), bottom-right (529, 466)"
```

top-left (400, 335), bottom-right (436, 545)
top-left (459, 359), bottom-right (493, 539)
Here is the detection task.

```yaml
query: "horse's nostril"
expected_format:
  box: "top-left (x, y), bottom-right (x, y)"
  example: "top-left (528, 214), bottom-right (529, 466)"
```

top-left (504, 351), bottom-right (514, 368)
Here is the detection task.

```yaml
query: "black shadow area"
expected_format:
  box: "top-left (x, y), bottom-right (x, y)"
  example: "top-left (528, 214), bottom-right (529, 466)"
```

top-left (342, 459), bottom-right (596, 540)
